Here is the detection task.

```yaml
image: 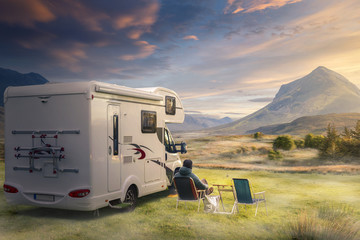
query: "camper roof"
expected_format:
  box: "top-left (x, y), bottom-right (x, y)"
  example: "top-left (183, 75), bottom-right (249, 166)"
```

top-left (4, 81), bottom-right (180, 103)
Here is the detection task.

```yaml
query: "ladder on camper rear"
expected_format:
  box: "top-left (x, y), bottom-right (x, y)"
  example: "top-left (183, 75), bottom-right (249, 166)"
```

top-left (12, 130), bottom-right (80, 176)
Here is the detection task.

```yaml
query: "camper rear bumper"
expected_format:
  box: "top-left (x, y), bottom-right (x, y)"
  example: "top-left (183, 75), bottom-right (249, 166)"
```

top-left (4, 191), bottom-right (105, 211)
top-left (3, 183), bottom-right (106, 211)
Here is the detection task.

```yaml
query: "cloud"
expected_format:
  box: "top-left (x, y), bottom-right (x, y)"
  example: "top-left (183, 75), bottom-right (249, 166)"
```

top-left (50, 45), bottom-right (88, 73)
top-left (222, 112), bottom-right (245, 115)
top-left (224, 0), bottom-right (303, 14)
top-left (249, 97), bottom-right (274, 102)
top-left (0, 0), bottom-right (56, 27)
top-left (183, 35), bottom-right (199, 40)
top-left (113, 1), bottom-right (159, 39)
top-left (119, 41), bottom-right (157, 61)
top-left (48, 0), bottom-right (109, 32)
top-left (185, 110), bottom-right (202, 114)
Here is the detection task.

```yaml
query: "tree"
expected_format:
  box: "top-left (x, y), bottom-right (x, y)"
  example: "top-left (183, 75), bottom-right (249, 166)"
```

top-left (342, 126), bottom-right (352, 140)
top-left (351, 120), bottom-right (360, 140)
top-left (321, 123), bottom-right (339, 157)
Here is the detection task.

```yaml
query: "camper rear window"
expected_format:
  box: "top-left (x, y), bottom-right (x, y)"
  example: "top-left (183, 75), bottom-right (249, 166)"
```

top-left (165, 96), bottom-right (176, 115)
top-left (141, 111), bottom-right (157, 133)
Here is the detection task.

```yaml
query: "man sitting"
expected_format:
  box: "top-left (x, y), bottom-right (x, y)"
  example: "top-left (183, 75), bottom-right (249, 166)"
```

top-left (174, 159), bottom-right (213, 195)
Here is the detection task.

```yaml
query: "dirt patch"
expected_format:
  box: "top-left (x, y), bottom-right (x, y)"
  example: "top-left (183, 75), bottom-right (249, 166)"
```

top-left (194, 163), bottom-right (360, 174)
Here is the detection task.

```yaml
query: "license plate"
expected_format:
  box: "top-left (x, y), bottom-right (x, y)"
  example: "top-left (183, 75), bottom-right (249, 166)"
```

top-left (34, 194), bottom-right (55, 202)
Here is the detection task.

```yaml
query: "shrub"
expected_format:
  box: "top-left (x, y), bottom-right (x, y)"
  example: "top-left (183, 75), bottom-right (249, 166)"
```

top-left (294, 139), bottom-right (305, 149)
top-left (312, 135), bottom-right (326, 149)
top-left (304, 133), bottom-right (314, 148)
top-left (273, 135), bottom-right (295, 150)
top-left (268, 150), bottom-right (283, 160)
top-left (254, 132), bottom-right (264, 140)
top-left (305, 133), bottom-right (325, 149)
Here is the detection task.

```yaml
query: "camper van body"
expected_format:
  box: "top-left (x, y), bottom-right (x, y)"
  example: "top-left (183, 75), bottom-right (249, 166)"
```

top-left (3, 81), bottom-right (185, 211)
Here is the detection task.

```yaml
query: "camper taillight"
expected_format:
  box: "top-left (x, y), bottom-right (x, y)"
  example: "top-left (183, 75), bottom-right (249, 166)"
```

top-left (68, 189), bottom-right (90, 198)
top-left (3, 184), bottom-right (18, 193)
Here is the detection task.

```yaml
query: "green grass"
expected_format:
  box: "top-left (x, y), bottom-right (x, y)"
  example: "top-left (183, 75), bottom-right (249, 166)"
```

top-left (1, 161), bottom-right (359, 240)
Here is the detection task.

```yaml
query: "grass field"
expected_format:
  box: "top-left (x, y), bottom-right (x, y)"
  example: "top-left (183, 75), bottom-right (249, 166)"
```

top-left (178, 135), bottom-right (360, 172)
top-left (1, 160), bottom-right (359, 240)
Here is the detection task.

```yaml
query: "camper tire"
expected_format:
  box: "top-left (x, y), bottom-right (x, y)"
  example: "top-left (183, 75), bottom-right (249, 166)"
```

top-left (124, 185), bottom-right (137, 211)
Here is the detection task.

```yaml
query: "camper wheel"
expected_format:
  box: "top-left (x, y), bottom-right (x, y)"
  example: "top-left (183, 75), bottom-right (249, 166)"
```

top-left (124, 185), bottom-right (137, 210)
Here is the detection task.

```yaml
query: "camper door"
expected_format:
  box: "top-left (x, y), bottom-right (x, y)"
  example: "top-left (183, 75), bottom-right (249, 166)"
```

top-left (107, 104), bottom-right (121, 192)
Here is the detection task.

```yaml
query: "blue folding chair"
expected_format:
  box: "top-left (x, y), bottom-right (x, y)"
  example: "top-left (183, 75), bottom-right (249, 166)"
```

top-left (173, 177), bottom-right (206, 212)
top-left (231, 178), bottom-right (267, 216)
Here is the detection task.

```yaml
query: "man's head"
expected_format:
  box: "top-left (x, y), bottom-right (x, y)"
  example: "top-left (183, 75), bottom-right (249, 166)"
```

top-left (183, 159), bottom-right (192, 169)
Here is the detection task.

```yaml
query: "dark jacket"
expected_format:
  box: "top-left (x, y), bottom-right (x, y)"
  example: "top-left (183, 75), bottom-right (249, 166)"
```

top-left (174, 166), bottom-right (208, 190)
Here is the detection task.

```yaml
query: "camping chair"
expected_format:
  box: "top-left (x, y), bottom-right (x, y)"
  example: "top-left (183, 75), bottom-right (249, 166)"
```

top-left (231, 178), bottom-right (267, 216)
top-left (173, 177), bottom-right (206, 212)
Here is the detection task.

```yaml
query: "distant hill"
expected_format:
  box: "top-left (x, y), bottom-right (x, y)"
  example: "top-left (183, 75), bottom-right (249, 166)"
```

top-left (0, 67), bottom-right (49, 139)
top-left (167, 114), bottom-right (232, 132)
top-left (0, 67), bottom-right (49, 106)
top-left (210, 66), bottom-right (360, 134)
top-left (248, 113), bottom-right (360, 136)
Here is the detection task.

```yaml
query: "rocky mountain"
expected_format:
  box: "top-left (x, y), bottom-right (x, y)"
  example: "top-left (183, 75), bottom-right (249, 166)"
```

top-left (0, 67), bottom-right (49, 106)
top-left (248, 113), bottom-right (360, 136)
top-left (167, 114), bottom-right (232, 132)
top-left (210, 66), bottom-right (360, 134)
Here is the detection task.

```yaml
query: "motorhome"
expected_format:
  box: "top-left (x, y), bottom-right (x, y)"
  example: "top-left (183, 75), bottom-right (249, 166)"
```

top-left (3, 81), bottom-right (186, 211)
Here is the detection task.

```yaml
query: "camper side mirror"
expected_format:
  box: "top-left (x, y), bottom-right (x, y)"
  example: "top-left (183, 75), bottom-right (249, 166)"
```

top-left (175, 142), bottom-right (187, 154)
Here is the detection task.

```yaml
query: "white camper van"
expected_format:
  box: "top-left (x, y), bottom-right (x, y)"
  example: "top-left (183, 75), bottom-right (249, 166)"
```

top-left (3, 81), bottom-right (187, 211)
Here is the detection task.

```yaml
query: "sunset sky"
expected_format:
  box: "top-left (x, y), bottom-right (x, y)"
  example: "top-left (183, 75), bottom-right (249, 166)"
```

top-left (1, 0), bottom-right (360, 119)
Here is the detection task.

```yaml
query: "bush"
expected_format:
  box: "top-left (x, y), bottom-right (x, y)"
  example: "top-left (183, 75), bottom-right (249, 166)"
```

top-left (273, 135), bottom-right (295, 151)
top-left (254, 132), bottom-right (264, 140)
top-left (268, 150), bottom-right (283, 160)
top-left (304, 133), bottom-right (314, 148)
top-left (304, 133), bottom-right (325, 149)
top-left (294, 139), bottom-right (305, 149)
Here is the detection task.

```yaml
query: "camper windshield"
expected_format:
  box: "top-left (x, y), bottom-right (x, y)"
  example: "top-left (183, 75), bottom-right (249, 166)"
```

top-left (164, 128), bottom-right (176, 153)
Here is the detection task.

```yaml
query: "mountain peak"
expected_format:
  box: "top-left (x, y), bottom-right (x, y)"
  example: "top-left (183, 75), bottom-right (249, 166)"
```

top-left (309, 66), bottom-right (341, 78)
top-left (313, 66), bottom-right (329, 72)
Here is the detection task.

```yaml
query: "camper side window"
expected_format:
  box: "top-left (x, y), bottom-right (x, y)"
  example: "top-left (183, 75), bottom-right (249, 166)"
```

top-left (164, 128), bottom-right (176, 153)
top-left (165, 96), bottom-right (176, 115)
top-left (113, 115), bottom-right (119, 155)
top-left (141, 111), bottom-right (157, 133)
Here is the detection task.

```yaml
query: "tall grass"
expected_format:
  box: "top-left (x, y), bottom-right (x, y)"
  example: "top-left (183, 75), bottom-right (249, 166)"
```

top-left (280, 205), bottom-right (359, 240)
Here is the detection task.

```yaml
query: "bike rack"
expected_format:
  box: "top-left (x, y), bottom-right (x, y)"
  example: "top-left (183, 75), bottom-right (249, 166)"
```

top-left (12, 130), bottom-right (80, 175)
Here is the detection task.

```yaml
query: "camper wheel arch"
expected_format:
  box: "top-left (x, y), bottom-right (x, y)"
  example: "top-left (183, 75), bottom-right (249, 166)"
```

top-left (124, 185), bottom-right (138, 209)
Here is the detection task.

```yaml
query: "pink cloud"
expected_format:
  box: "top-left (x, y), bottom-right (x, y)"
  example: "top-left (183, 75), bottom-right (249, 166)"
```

top-left (224, 0), bottom-right (303, 14)
top-left (113, 2), bottom-right (159, 39)
top-left (183, 35), bottom-right (199, 41)
top-left (119, 41), bottom-right (157, 61)
top-left (48, 0), bottom-right (109, 32)
top-left (0, 0), bottom-right (55, 27)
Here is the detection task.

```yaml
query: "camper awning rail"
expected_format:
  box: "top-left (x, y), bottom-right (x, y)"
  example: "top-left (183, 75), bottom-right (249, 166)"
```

top-left (95, 85), bottom-right (163, 101)
top-left (12, 130), bottom-right (80, 134)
